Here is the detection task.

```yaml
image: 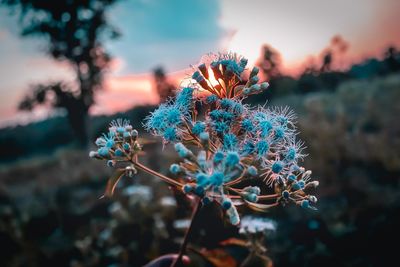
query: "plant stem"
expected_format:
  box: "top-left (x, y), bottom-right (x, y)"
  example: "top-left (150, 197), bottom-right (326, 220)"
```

top-left (132, 161), bottom-right (183, 188)
top-left (171, 198), bottom-right (202, 267)
top-left (258, 193), bottom-right (280, 200)
top-left (240, 250), bottom-right (254, 267)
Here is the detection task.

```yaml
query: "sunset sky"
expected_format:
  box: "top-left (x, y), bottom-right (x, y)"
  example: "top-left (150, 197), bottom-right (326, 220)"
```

top-left (1, 0), bottom-right (400, 126)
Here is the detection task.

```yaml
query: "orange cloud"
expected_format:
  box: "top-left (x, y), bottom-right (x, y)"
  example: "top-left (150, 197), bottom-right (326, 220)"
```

top-left (90, 66), bottom-right (191, 116)
top-left (91, 74), bottom-right (159, 115)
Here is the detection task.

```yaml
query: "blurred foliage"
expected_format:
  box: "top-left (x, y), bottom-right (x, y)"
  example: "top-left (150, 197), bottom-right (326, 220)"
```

top-left (1, 71), bottom-right (399, 266)
top-left (249, 43), bottom-right (400, 103)
top-left (0, 105), bottom-right (155, 163)
top-left (0, 116), bottom-right (75, 162)
top-left (1, 0), bottom-right (120, 145)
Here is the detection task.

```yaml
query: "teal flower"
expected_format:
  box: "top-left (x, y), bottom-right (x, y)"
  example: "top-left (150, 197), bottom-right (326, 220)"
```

top-left (192, 121), bottom-right (206, 135)
top-left (90, 53), bottom-right (319, 227)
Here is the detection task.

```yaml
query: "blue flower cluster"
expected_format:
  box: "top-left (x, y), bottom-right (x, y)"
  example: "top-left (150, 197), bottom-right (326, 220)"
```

top-left (92, 53), bottom-right (319, 226)
top-left (146, 53), bottom-right (318, 223)
top-left (144, 87), bottom-right (194, 143)
top-left (170, 143), bottom-right (260, 225)
top-left (90, 119), bottom-right (141, 169)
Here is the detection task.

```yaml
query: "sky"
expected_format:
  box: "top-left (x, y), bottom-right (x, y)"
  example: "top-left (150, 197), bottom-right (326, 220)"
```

top-left (1, 0), bottom-right (400, 127)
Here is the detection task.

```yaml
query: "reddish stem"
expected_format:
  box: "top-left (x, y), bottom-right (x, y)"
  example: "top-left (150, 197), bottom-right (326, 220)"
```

top-left (171, 198), bottom-right (202, 267)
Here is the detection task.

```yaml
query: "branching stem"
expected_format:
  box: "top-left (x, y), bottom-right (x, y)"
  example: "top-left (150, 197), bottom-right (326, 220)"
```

top-left (132, 161), bottom-right (183, 188)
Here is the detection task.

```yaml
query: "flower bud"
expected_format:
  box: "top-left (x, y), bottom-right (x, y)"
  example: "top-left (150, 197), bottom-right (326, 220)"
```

top-left (98, 147), bottom-right (110, 157)
top-left (125, 165), bottom-right (137, 177)
top-left (89, 151), bottom-right (98, 158)
top-left (169, 164), bottom-right (181, 175)
top-left (131, 129), bottom-right (139, 138)
top-left (309, 195), bottom-right (318, 203)
top-left (247, 166), bottom-right (258, 177)
top-left (305, 181), bottom-right (319, 189)
top-left (107, 160), bottom-right (115, 167)
top-left (227, 206), bottom-right (240, 225)
top-left (199, 132), bottom-right (209, 142)
top-left (249, 75), bottom-right (259, 85)
top-left (182, 184), bottom-right (193, 194)
top-left (198, 63), bottom-right (209, 79)
top-left (260, 82), bottom-right (269, 90)
top-left (114, 149), bottom-right (124, 157)
top-left (222, 199), bottom-right (232, 210)
top-left (250, 66), bottom-right (259, 78)
top-left (282, 190), bottom-right (290, 199)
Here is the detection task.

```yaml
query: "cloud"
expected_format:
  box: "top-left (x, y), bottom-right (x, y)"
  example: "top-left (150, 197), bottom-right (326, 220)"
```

top-left (0, 29), bottom-right (7, 40)
top-left (91, 67), bottom-right (192, 116)
top-left (107, 0), bottom-right (225, 74)
top-left (0, 14), bottom-right (74, 122)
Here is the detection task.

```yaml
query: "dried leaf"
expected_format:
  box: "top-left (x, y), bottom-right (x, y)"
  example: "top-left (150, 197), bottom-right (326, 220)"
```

top-left (197, 248), bottom-right (237, 267)
top-left (245, 201), bottom-right (278, 212)
top-left (220, 238), bottom-right (248, 247)
top-left (101, 169), bottom-right (125, 198)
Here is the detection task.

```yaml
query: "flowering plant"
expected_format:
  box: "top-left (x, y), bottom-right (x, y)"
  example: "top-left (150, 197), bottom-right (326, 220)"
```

top-left (90, 53), bottom-right (319, 266)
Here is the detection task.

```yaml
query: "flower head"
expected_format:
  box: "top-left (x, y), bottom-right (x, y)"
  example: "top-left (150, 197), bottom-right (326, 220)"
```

top-left (175, 87), bottom-right (194, 110)
top-left (89, 119), bottom-right (142, 196)
top-left (172, 148), bottom-right (244, 224)
top-left (91, 52), bottom-right (319, 226)
top-left (144, 104), bottom-right (186, 143)
top-left (109, 118), bottom-right (131, 134)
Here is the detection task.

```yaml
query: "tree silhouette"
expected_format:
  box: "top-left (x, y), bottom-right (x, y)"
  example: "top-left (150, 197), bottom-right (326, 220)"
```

top-left (153, 66), bottom-right (175, 102)
top-left (2, 0), bottom-right (120, 145)
top-left (256, 44), bottom-right (281, 81)
top-left (320, 50), bottom-right (333, 73)
top-left (384, 46), bottom-right (400, 73)
top-left (320, 35), bottom-right (349, 73)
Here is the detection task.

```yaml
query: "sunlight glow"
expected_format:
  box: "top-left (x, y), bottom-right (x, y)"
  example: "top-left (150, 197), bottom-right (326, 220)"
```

top-left (207, 67), bottom-right (220, 87)
top-left (220, 0), bottom-right (379, 72)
